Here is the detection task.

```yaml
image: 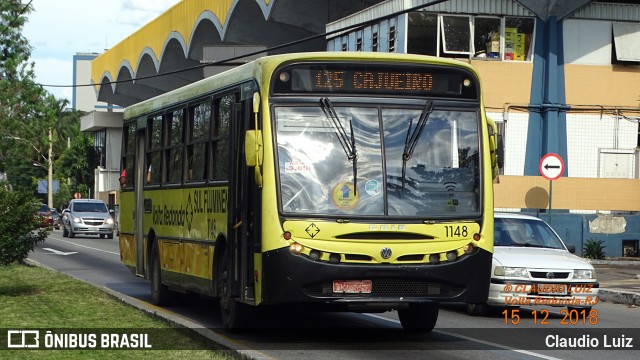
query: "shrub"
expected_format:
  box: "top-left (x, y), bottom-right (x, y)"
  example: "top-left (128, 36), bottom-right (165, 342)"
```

top-left (582, 239), bottom-right (606, 260)
top-left (0, 188), bottom-right (48, 265)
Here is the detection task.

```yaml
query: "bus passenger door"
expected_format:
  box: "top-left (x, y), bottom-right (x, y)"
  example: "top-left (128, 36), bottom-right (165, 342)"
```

top-left (228, 94), bottom-right (257, 304)
top-left (135, 126), bottom-right (146, 277)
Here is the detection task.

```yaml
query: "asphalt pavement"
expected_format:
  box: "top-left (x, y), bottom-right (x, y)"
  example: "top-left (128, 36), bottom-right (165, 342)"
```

top-left (590, 258), bottom-right (640, 306)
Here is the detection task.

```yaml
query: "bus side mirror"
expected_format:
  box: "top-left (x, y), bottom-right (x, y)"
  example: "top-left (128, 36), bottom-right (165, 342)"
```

top-left (487, 118), bottom-right (502, 180)
top-left (246, 92), bottom-right (263, 187)
top-left (244, 130), bottom-right (263, 167)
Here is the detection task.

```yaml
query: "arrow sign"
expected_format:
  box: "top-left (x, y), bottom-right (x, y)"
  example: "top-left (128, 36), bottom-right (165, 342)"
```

top-left (43, 248), bottom-right (78, 256)
top-left (539, 153), bottom-right (565, 180)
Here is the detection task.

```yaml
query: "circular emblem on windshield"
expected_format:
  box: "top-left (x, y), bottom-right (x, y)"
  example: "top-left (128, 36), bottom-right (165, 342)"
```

top-left (546, 272), bottom-right (555, 279)
top-left (380, 247), bottom-right (392, 259)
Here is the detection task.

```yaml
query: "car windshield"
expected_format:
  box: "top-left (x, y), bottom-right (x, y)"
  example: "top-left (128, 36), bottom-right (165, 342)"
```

top-left (73, 202), bottom-right (108, 213)
top-left (495, 217), bottom-right (566, 249)
top-left (275, 105), bottom-right (481, 218)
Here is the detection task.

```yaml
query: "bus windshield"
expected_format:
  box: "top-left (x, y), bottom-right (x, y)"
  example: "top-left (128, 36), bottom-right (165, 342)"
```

top-left (275, 104), bottom-right (480, 217)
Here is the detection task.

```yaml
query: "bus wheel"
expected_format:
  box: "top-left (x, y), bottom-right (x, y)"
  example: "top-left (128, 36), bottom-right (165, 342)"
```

top-left (398, 302), bottom-right (439, 332)
top-left (218, 250), bottom-right (251, 332)
top-left (150, 242), bottom-right (173, 306)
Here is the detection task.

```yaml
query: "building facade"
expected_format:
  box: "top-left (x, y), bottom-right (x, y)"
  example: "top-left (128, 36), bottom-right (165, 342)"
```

top-left (326, 0), bottom-right (640, 257)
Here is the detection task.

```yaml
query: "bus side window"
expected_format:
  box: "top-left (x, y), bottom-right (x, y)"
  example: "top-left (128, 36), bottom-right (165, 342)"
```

top-left (187, 100), bottom-right (211, 182)
top-left (165, 108), bottom-right (185, 184)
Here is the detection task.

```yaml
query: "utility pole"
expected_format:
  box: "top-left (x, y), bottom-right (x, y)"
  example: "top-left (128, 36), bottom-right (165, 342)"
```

top-left (48, 129), bottom-right (53, 208)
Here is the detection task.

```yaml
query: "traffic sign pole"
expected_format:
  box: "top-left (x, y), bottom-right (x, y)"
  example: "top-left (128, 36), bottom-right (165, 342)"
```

top-left (539, 153), bottom-right (564, 228)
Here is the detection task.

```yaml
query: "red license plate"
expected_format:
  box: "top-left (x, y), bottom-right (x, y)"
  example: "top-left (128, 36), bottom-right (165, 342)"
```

top-left (333, 280), bottom-right (372, 294)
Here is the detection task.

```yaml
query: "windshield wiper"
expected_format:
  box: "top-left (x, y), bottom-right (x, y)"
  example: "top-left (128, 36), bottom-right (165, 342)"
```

top-left (401, 101), bottom-right (434, 189)
top-left (320, 98), bottom-right (358, 194)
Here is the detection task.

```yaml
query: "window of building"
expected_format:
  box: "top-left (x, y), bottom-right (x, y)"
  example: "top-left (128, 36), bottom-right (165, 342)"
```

top-left (165, 108), bottom-right (184, 184)
top-left (440, 15), bottom-right (471, 55)
top-left (93, 129), bottom-right (106, 168)
top-left (612, 22), bottom-right (640, 65)
top-left (405, 12), bottom-right (535, 61)
top-left (210, 94), bottom-right (232, 181)
top-left (389, 25), bottom-right (396, 52)
top-left (473, 17), bottom-right (501, 59)
top-left (504, 17), bottom-right (534, 61)
top-left (356, 30), bottom-right (363, 51)
top-left (407, 12), bottom-right (437, 56)
top-left (145, 114), bottom-right (163, 185)
top-left (372, 24), bottom-right (379, 52)
top-left (187, 100), bottom-right (211, 182)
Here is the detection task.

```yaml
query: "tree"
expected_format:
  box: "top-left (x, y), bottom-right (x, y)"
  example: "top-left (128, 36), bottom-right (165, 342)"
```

top-left (0, 187), bottom-right (47, 265)
top-left (0, 0), bottom-right (49, 184)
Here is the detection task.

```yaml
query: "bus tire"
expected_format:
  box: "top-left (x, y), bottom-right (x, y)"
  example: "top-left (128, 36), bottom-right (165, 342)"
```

top-left (398, 302), bottom-right (439, 332)
top-left (217, 247), bottom-right (252, 332)
top-left (150, 242), bottom-right (173, 306)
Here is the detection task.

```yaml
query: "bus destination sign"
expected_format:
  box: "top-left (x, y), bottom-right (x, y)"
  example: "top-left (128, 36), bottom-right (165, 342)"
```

top-left (272, 63), bottom-right (477, 99)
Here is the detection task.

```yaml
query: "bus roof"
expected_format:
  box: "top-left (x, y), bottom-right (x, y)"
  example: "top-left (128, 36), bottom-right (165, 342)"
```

top-left (123, 51), bottom-right (480, 121)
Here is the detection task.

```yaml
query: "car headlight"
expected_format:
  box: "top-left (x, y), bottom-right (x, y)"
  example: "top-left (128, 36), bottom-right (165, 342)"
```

top-left (574, 269), bottom-right (594, 279)
top-left (105, 218), bottom-right (114, 225)
top-left (494, 266), bottom-right (528, 278)
top-left (73, 217), bottom-right (81, 223)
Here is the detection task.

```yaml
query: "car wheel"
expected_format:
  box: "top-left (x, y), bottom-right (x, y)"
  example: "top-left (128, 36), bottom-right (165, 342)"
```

top-left (398, 302), bottom-right (439, 332)
top-left (466, 302), bottom-right (489, 316)
top-left (68, 227), bottom-right (75, 238)
top-left (567, 306), bottom-right (592, 313)
top-left (62, 225), bottom-right (68, 237)
top-left (107, 233), bottom-right (114, 239)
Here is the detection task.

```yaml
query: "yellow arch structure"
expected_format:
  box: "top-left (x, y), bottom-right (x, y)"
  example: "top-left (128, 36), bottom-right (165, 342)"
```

top-left (91, 0), bottom-right (271, 89)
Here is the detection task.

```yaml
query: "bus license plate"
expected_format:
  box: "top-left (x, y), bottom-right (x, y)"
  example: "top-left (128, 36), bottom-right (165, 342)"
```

top-left (333, 280), bottom-right (372, 294)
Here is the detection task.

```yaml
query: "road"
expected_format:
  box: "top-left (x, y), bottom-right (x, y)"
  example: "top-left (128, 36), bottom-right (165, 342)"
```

top-left (29, 230), bottom-right (640, 359)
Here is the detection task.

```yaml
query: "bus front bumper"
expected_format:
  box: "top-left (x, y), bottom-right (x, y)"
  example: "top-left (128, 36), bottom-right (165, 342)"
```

top-left (260, 247), bottom-right (492, 307)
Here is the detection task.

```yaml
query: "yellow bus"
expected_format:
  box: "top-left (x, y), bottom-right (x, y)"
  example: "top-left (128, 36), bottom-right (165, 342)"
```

top-left (119, 52), bottom-right (501, 332)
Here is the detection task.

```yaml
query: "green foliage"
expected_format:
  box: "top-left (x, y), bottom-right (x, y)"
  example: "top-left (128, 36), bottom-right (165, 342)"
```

top-left (582, 239), bottom-right (606, 260)
top-left (0, 187), bottom-right (48, 265)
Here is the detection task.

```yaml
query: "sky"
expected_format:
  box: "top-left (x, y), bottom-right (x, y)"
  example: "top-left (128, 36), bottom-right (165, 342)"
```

top-left (22, 0), bottom-right (182, 102)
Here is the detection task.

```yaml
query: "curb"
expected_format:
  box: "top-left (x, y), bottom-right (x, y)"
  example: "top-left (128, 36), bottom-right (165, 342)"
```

top-left (25, 258), bottom-right (267, 360)
top-left (598, 289), bottom-right (640, 307)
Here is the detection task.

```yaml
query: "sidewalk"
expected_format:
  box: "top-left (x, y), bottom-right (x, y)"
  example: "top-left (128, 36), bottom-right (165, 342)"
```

top-left (590, 259), bottom-right (640, 306)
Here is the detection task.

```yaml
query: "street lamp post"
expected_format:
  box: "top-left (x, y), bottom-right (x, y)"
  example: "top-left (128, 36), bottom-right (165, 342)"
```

top-left (2, 135), bottom-right (53, 208)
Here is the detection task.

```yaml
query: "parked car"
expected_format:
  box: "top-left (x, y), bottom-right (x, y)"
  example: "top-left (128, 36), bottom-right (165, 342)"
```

top-left (50, 208), bottom-right (60, 229)
top-left (58, 208), bottom-right (68, 229)
top-left (62, 199), bottom-right (115, 239)
top-left (36, 203), bottom-right (53, 227)
top-left (466, 212), bottom-right (599, 316)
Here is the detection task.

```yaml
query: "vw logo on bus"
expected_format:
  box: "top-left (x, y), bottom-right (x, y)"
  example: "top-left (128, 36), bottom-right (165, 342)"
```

top-left (380, 247), bottom-right (392, 259)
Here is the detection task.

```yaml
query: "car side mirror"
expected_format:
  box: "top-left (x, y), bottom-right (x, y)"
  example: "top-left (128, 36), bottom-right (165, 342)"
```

top-left (566, 244), bottom-right (576, 254)
top-left (109, 209), bottom-right (115, 215)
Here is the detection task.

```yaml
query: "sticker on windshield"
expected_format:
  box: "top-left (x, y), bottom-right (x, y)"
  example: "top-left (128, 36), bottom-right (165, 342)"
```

top-left (364, 179), bottom-right (382, 196)
top-left (332, 181), bottom-right (359, 210)
top-left (284, 161), bottom-right (311, 173)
